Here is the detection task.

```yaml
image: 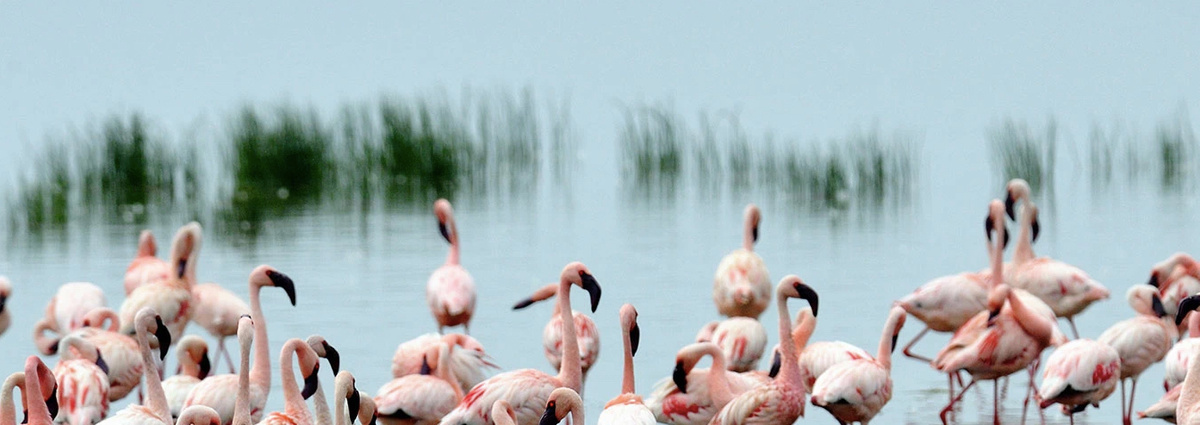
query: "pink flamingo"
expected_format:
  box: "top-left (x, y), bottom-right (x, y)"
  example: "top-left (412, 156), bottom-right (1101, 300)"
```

top-left (1148, 252), bottom-right (1200, 334)
top-left (427, 199), bottom-right (476, 334)
top-left (597, 304), bottom-right (654, 424)
top-left (185, 265), bottom-right (297, 425)
top-left (375, 337), bottom-right (463, 424)
top-left (97, 307), bottom-right (175, 425)
top-left (191, 283), bottom-right (251, 373)
top-left (535, 388), bottom-right (583, 425)
top-left (1138, 382), bottom-right (1181, 422)
top-left (72, 307), bottom-right (143, 402)
top-left (1172, 295), bottom-right (1200, 425)
top-left (256, 338), bottom-right (321, 425)
top-left (164, 336), bottom-right (212, 418)
top-left (513, 282), bottom-right (600, 381)
top-left (230, 317), bottom-right (254, 425)
top-left (706, 317), bottom-right (767, 373)
top-left (1098, 285), bottom-right (1176, 425)
top-left (305, 335), bottom-right (341, 425)
top-left (488, 402), bottom-right (514, 425)
top-left (712, 204), bottom-right (771, 319)
top-left (124, 230), bottom-right (172, 295)
top-left (645, 342), bottom-right (769, 425)
top-left (709, 275), bottom-right (817, 424)
top-left (933, 200), bottom-right (1063, 425)
top-left (174, 406), bottom-right (221, 425)
top-left (0, 277), bottom-right (10, 337)
top-left (1005, 181), bottom-right (1110, 339)
top-left (120, 222), bottom-right (201, 341)
top-left (1165, 309), bottom-right (1200, 391)
top-left (436, 262), bottom-right (601, 425)
top-left (390, 333), bottom-right (495, 393)
top-left (22, 356), bottom-right (60, 425)
top-left (1035, 338), bottom-right (1121, 424)
top-left (34, 282), bottom-right (108, 354)
top-left (326, 371), bottom-right (374, 425)
top-left (791, 307), bottom-right (871, 397)
top-left (810, 305), bottom-right (907, 424)
top-left (55, 335), bottom-right (112, 425)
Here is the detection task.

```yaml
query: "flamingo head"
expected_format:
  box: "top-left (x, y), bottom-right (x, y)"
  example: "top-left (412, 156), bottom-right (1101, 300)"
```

top-left (986, 284), bottom-right (1012, 325)
top-left (539, 388), bottom-right (582, 425)
top-left (985, 200), bottom-right (1009, 250)
top-left (137, 229), bottom-right (157, 257)
top-left (306, 335), bottom-right (340, 375)
top-left (0, 277), bottom-right (9, 315)
top-left (250, 265), bottom-right (297, 306)
top-left (1127, 285), bottom-right (1167, 318)
top-left (776, 275), bottom-right (819, 317)
top-left (743, 204), bottom-right (761, 245)
top-left (1004, 178), bottom-right (1032, 220)
top-left (561, 262), bottom-right (602, 313)
top-left (178, 335), bottom-right (212, 379)
top-left (434, 199), bottom-right (454, 243)
top-left (296, 341), bottom-right (321, 400)
top-left (620, 304), bottom-right (640, 356)
top-left (169, 222), bottom-right (202, 279)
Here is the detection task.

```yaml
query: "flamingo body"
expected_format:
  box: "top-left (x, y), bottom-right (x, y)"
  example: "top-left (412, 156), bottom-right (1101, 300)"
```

top-left (49, 283), bottom-right (107, 334)
top-left (190, 283), bottom-right (250, 370)
top-left (391, 333), bottom-right (495, 391)
top-left (375, 375), bottom-right (457, 424)
top-left (710, 318), bottom-right (766, 373)
top-left (542, 310), bottom-right (600, 378)
top-left (810, 362), bottom-right (891, 424)
top-left (426, 265), bottom-right (476, 332)
top-left (55, 359), bottom-right (111, 425)
top-left (712, 250), bottom-right (770, 319)
top-left (597, 397), bottom-right (654, 425)
top-left (1037, 339), bottom-right (1120, 410)
top-left (797, 341), bottom-right (870, 394)
top-left (646, 369), bottom-right (768, 425)
top-left (896, 272), bottom-right (989, 332)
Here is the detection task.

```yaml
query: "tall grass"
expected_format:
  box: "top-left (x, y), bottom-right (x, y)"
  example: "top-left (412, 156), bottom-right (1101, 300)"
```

top-left (1087, 112), bottom-right (1196, 189)
top-left (987, 118), bottom-right (1057, 195)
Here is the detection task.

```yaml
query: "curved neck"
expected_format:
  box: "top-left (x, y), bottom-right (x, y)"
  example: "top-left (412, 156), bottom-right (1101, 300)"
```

top-left (773, 292), bottom-right (801, 386)
top-left (179, 352), bottom-right (201, 378)
top-left (555, 280), bottom-right (582, 392)
top-left (1014, 204), bottom-right (1035, 264)
top-left (311, 379), bottom-right (330, 425)
top-left (445, 220), bottom-right (460, 266)
top-left (791, 312), bottom-right (816, 354)
top-left (278, 340), bottom-right (310, 421)
top-left (136, 324), bottom-right (170, 421)
top-left (742, 218), bottom-right (755, 252)
top-left (989, 227), bottom-right (1004, 289)
top-left (0, 373), bottom-right (22, 425)
top-left (876, 312), bottom-right (902, 370)
top-left (249, 285), bottom-right (271, 394)
top-left (435, 345), bottom-right (463, 400)
top-left (701, 346), bottom-right (734, 406)
top-left (32, 320), bottom-right (59, 355)
top-left (620, 323), bottom-right (635, 395)
top-left (22, 364), bottom-right (49, 425)
top-left (234, 333), bottom-right (252, 425)
top-left (331, 379), bottom-right (347, 425)
top-left (1183, 337), bottom-right (1200, 417)
top-left (1005, 290), bottom-right (1055, 346)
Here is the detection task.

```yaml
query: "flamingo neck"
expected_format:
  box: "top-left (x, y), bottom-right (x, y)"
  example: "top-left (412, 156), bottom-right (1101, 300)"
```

top-left (620, 324), bottom-right (635, 395)
top-left (445, 221), bottom-right (460, 266)
top-left (1182, 337), bottom-right (1200, 418)
top-left (556, 279), bottom-right (582, 392)
top-left (988, 231), bottom-right (1004, 290)
top-left (311, 378), bottom-right (330, 425)
top-left (249, 285), bottom-right (271, 395)
top-left (32, 320), bottom-right (58, 356)
top-left (702, 345), bottom-right (735, 406)
top-left (436, 345), bottom-right (464, 400)
top-left (1014, 204), bottom-right (1035, 264)
top-left (774, 293), bottom-right (801, 386)
top-left (278, 341), bottom-right (311, 422)
top-left (234, 333), bottom-right (252, 425)
top-left (742, 219), bottom-right (755, 252)
top-left (791, 312), bottom-right (816, 354)
top-left (332, 378), bottom-right (347, 425)
top-left (1004, 290), bottom-right (1056, 346)
top-left (876, 313), bottom-right (901, 370)
top-left (136, 325), bottom-right (170, 422)
top-left (0, 373), bottom-right (21, 425)
top-left (1189, 313), bottom-right (1200, 339)
top-left (21, 364), bottom-right (50, 425)
top-left (180, 354), bottom-right (202, 378)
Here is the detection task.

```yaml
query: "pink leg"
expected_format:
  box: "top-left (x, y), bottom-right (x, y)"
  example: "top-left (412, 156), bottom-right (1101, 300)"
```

top-left (941, 379), bottom-right (977, 424)
top-left (993, 380), bottom-right (1001, 425)
top-left (1067, 317), bottom-right (1080, 340)
top-left (1125, 377), bottom-right (1138, 425)
top-left (902, 326), bottom-right (934, 363)
top-left (1119, 379), bottom-right (1127, 425)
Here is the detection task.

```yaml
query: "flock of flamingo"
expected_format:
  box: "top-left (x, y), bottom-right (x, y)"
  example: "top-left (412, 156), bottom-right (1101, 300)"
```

top-left (1, 182), bottom-right (1199, 425)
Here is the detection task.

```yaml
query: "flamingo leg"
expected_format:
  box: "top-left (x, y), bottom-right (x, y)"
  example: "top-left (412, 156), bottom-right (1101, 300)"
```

top-left (940, 379), bottom-right (977, 424)
top-left (1021, 357), bottom-right (1040, 424)
top-left (948, 372), bottom-right (956, 409)
top-left (1119, 378), bottom-right (1127, 425)
top-left (218, 338), bottom-right (236, 373)
top-left (901, 326), bottom-right (933, 363)
top-left (1067, 317), bottom-right (1080, 340)
top-left (993, 380), bottom-right (1001, 425)
top-left (1125, 377), bottom-right (1138, 425)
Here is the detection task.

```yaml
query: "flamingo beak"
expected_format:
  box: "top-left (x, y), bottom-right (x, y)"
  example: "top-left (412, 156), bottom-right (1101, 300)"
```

top-left (438, 222), bottom-right (451, 243)
top-left (890, 332), bottom-right (901, 355)
top-left (0, 294), bottom-right (7, 315)
top-left (199, 352), bottom-right (212, 379)
top-left (1177, 295), bottom-right (1200, 326)
top-left (267, 270), bottom-right (297, 306)
top-left (987, 308), bottom-right (1001, 326)
top-left (512, 297), bottom-right (536, 310)
top-left (752, 225), bottom-right (759, 244)
top-left (95, 351), bottom-right (110, 375)
top-left (154, 317), bottom-right (172, 359)
top-left (177, 259), bottom-right (187, 279)
top-left (301, 363), bottom-right (320, 400)
top-left (419, 355), bottom-right (432, 375)
top-left (629, 322), bottom-right (640, 357)
top-left (580, 272), bottom-right (602, 313)
top-left (322, 341), bottom-right (341, 374)
top-left (538, 401), bottom-right (558, 425)
top-left (347, 388), bottom-right (361, 422)
top-left (1005, 193), bottom-right (1016, 220)
top-left (795, 282), bottom-right (820, 317)
top-left (46, 385), bottom-right (59, 419)
top-left (1152, 294), bottom-right (1167, 318)
top-left (672, 361), bottom-right (688, 394)
top-left (1148, 273), bottom-right (1160, 288)
top-left (768, 350), bottom-right (781, 378)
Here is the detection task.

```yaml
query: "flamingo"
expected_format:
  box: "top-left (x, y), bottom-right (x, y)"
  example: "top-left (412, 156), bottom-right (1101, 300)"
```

top-left (191, 283), bottom-right (251, 373)
top-left (174, 407), bottom-right (221, 425)
top-left (645, 342), bottom-right (770, 425)
top-left (55, 335), bottom-right (112, 425)
top-left (97, 307), bottom-right (175, 425)
top-left (305, 335), bottom-right (341, 425)
top-left (328, 371), bottom-right (374, 425)
top-left (164, 336), bottom-right (212, 419)
top-left (1005, 180), bottom-right (1110, 339)
top-left (1139, 383), bottom-right (1181, 423)
top-left (1148, 252), bottom-right (1200, 334)
top-left (23, 356), bottom-right (60, 425)
top-left (712, 204), bottom-right (771, 319)
top-left (488, 402), bottom-right (514, 425)
top-left (124, 230), bottom-right (172, 295)
top-left (427, 199), bottom-right (477, 334)
top-left (436, 262), bottom-right (601, 425)
top-left (1, 371), bottom-right (57, 425)
top-left (1177, 294), bottom-right (1200, 425)
top-left (709, 275), bottom-right (817, 424)
top-left (512, 282), bottom-right (600, 382)
top-left (229, 317), bottom-right (254, 425)
top-left (1166, 309), bottom-right (1200, 391)
top-left (34, 282), bottom-right (107, 354)
top-left (1035, 338), bottom-right (1121, 424)
top-left (535, 388), bottom-right (583, 425)
top-left (71, 307), bottom-right (143, 402)
top-left (255, 338), bottom-right (321, 425)
top-left (120, 222), bottom-right (201, 341)
top-left (933, 200), bottom-right (1064, 425)
top-left (0, 277), bottom-right (10, 337)
top-left (810, 305), bottom-right (907, 424)
top-left (185, 265), bottom-right (297, 425)
top-left (390, 333), bottom-right (495, 393)
top-left (705, 317), bottom-right (766, 373)
top-left (597, 304), bottom-right (654, 424)
top-left (792, 307), bottom-right (871, 397)
top-left (375, 337), bottom-right (463, 424)
top-left (1098, 285), bottom-right (1176, 425)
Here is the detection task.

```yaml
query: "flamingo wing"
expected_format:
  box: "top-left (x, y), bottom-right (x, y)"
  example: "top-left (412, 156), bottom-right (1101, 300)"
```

top-left (374, 375), bottom-right (458, 421)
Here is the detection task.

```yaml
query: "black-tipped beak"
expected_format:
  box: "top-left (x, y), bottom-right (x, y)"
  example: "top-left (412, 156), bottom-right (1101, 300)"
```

top-left (890, 332), bottom-right (901, 355)
top-left (987, 308), bottom-right (1001, 326)
top-left (20, 409), bottom-right (26, 424)
top-left (629, 322), bottom-right (641, 357)
top-left (1148, 273), bottom-right (1161, 289)
top-left (984, 215), bottom-right (994, 241)
top-left (1001, 225), bottom-right (1010, 249)
top-left (538, 401), bottom-right (558, 425)
top-left (1005, 193), bottom-right (1016, 220)
top-left (95, 351), bottom-right (110, 375)
top-left (177, 259), bottom-right (187, 279)
top-left (1178, 295), bottom-right (1200, 326)
top-left (512, 297), bottom-right (535, 310)
top-left (1031, 217), bottom-right (1041, 243)
top-left (795, 282), bottom-right (820, 317)
top-left (47, 340), bottom-right (59, 356)
top-left (419, 356), bottom-right (432, 375)
top-left (46, 385), bottom-right (58, 419)
top-left (580, 272), bottom-right (601, 313)
top-left (301, 363), bottom-right (320, 400)
top-left (267, 270), bottom-right (297, 306)
top-left (0, 294), bottom-right (7, 315)
top-left (752, 225), bottom-right (759, 244)
top-left (199, 352), bottom-right (212, 379)
top-left (154, 317), bottom-right (172, 359)
top-left (1153, 294), bottom-right (1168, 318)
top-left (347, 389), bottom-right (361, 422)
top-left (673, 361), bottom-right (688, 394)
top-left (438, 222), bottom-right (451, 243)
top-left (367, 412), bottom-right (377, 425)
top-left (768, 350), bottom-right (781, 378)
top-left (322, 341), bottom-right (340, 374)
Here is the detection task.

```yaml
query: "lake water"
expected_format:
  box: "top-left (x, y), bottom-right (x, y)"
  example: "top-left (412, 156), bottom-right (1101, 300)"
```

top-left (2, 3), bottom-right (1199, 424)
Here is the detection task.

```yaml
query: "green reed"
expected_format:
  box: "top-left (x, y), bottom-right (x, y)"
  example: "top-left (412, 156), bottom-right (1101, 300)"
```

top-left (987, 118), bottom-right (1057, 194)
